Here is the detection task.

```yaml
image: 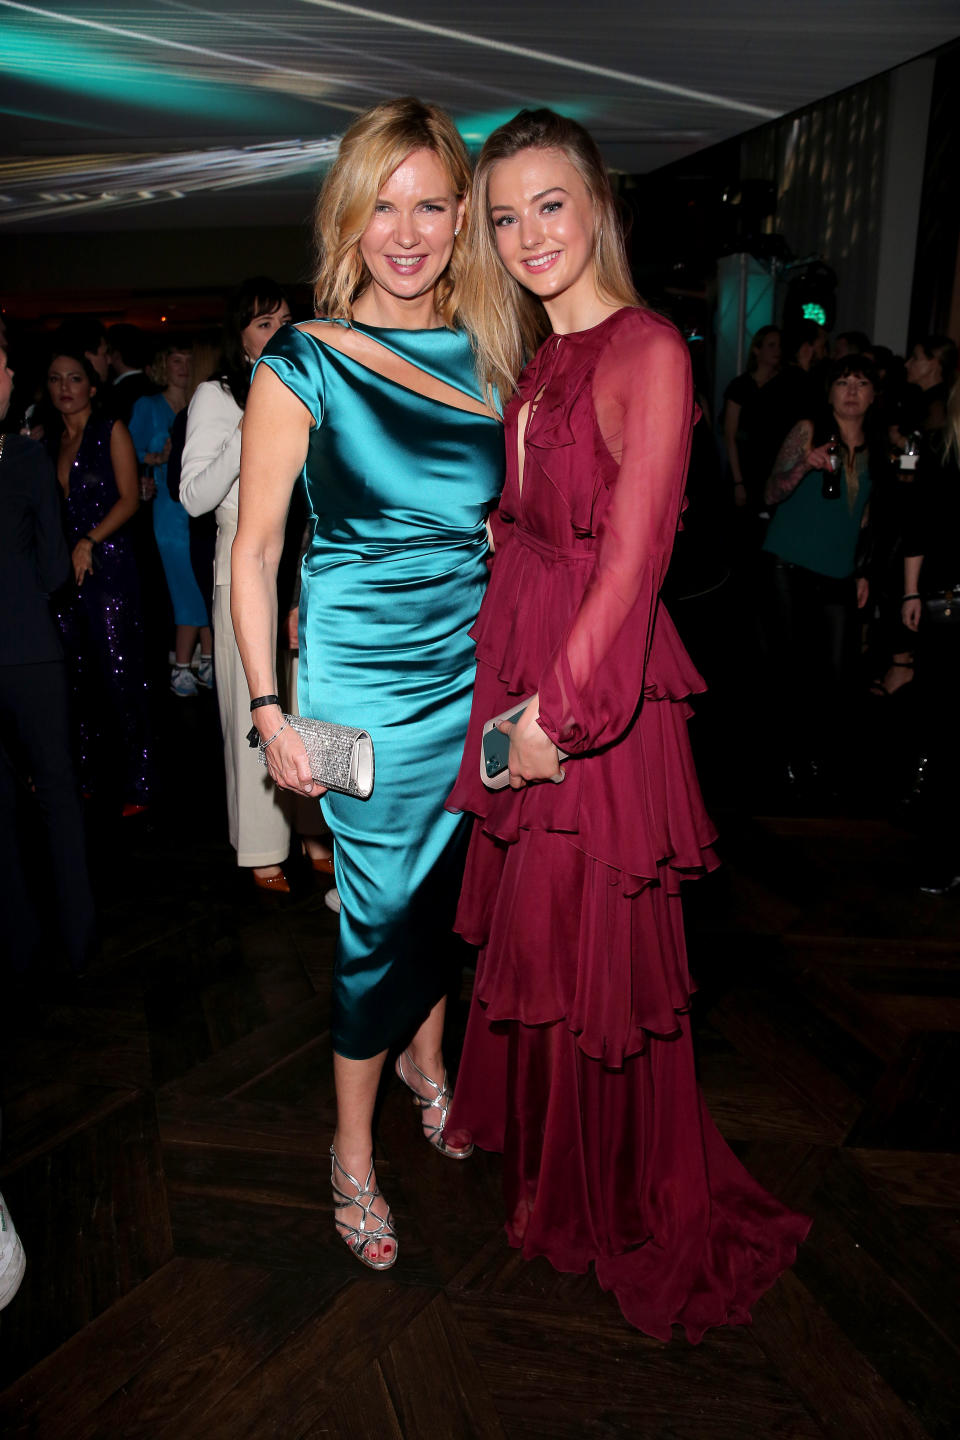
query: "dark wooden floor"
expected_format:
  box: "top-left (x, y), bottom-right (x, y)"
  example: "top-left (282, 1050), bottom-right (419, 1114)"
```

top-left (1, 696), bottom-right (959, 1439)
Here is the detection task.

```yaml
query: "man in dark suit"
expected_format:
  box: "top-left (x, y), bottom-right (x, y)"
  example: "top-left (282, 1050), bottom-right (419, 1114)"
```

top-left (104, 324), bottom-right (154, 424)
top-left (0, 344), bottom-right (96, 976)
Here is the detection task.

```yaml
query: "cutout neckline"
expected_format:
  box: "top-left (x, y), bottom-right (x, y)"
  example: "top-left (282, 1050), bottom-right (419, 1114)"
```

top-left (299, 319), bottom-right (497, 422)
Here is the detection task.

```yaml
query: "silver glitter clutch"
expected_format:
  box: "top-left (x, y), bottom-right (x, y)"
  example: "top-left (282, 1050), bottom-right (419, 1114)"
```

top-left (257, 713), bottom-right (375, 799)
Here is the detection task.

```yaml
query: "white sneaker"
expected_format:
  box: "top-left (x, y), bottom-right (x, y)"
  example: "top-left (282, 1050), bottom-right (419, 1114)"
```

top-left (170, 665), bottom-right (198, 698)
top-left (0, 1192), bottom-right (26, 1311)
top-left (324, 887), bottom-right (341, 915)
top-left (196, 655), bottom-right (213, 689)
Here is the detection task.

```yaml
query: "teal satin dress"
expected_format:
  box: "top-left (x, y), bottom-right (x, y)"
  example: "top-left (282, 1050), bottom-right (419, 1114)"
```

top-left (256, 320), bottom-right (504, 1059)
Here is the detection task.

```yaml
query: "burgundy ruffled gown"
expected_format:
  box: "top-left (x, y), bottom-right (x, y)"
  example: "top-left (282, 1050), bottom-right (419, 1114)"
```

top-left (446, 308), bottom-right (809, 1343)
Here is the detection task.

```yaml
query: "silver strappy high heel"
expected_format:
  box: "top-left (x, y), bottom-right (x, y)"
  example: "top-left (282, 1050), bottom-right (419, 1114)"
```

top-left (395, 1050), bottom-right (474, 1160)
top-left (330, 1147), bottom-right (398, 1270)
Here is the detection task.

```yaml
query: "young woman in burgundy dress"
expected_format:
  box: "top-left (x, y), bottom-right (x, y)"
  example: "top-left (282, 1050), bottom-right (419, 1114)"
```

top-left (448, 110), bottom-right (810, 1342)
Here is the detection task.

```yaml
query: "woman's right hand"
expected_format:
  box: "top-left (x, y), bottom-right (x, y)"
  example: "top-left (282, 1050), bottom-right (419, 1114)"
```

top-left (804, 444), bottom-right (834, 472)
top-left (255, 707), bottom-right (326, 797)
top-left (902, 597), bottom-right (922, 632)
top-left (72, 538), bottom-right (95, 586)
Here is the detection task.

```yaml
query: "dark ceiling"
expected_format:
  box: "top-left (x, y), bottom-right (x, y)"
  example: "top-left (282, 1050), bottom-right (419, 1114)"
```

top-left (2, 0), bottom-right (960, 235)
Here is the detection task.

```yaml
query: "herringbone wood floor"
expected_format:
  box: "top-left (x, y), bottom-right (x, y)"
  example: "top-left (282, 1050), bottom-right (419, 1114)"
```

top-left (1, 698), bottom-right (958, 1439)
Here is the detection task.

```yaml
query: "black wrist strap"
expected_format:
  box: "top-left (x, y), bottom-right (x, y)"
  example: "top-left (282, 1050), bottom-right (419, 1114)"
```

top-left (85, 532), bottom-right (99, 545)
top-left (250, 694), bottom-right (280, 712)
top-left (902, 593), bottom-right (921, 601)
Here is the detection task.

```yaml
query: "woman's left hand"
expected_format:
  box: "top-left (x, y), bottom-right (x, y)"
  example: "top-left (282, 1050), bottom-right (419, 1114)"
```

top-left (855, 576), bottom-right (869, 609)
top-left (499, 697), bottom-right (564, 789)
top-left (72, 538), bottom-right (95, 586)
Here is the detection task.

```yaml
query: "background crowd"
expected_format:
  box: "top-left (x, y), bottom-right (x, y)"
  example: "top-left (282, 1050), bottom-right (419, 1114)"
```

top-left (1, 292), bottom-right (958, 989)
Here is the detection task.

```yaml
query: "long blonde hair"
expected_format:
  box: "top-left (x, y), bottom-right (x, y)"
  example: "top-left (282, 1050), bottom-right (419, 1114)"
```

top-left (460, 109), bottom-right (642, 404)
top-left (313, 97), bottom-right (472, 326)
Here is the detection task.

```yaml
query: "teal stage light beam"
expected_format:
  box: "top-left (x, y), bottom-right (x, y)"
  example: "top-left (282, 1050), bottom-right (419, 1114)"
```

top-left (0, 1), bottom-right (362, 122)
top-left (457, 103), bottom-right (593, 149)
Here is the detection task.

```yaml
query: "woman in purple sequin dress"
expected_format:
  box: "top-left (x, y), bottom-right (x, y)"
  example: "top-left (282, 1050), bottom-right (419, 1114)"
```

top-left (47, 350), bottom-right (152, 811)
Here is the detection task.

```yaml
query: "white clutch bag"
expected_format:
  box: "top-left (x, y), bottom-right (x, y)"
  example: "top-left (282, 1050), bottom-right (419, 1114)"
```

top-left (254, 714), bottom-right (375, 799)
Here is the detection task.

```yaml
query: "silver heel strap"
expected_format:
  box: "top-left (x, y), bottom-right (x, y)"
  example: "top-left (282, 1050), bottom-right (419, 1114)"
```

top-left (329, 1147), bottom-right (396, 1269)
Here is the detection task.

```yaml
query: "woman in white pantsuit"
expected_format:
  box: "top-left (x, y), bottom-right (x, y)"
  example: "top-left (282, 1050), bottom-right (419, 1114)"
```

top-left (180, 277), bottom-right (295, 890)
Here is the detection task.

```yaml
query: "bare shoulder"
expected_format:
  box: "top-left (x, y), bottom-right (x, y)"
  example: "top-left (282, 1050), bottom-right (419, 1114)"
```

top-left (297, 318), bottom-right (349, 349)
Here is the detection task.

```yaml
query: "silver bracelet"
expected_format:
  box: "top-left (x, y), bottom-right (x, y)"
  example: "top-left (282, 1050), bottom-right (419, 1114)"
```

top-left (261, 722), bottom-right (287, 749)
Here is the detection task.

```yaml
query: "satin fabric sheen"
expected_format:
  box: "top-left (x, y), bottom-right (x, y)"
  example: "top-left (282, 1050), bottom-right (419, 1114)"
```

top-left (446, 309), bottom-right (809, 1341)
top-left (256, 321), bottom-right (503, 1059)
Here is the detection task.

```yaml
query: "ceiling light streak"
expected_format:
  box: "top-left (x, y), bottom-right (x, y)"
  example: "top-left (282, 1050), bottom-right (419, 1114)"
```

top-left (0, 0), bottom-right (358, 96)
top-left (157, 0), bottom-right (532, 109)
top-left (297, 0), bottom-right (779, 118)
top-left (0, 103), bottom-right (114, 130)
top-left (0, 136), bottom-right (341, 226)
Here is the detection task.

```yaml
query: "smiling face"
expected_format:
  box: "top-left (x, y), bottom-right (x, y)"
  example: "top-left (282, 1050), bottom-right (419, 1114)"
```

top-left (358, 147), bottom-right (464, 310)
top-left (165, 350), bottom-right (191, 389)
top-left (240, 302), bottom-right (292, 363)
top-left (829, 371), bottom-right (874, 423)
top-left (48, 355), bottom-right (95, 417)
top-left (487, 147), bottom-right (598, 308)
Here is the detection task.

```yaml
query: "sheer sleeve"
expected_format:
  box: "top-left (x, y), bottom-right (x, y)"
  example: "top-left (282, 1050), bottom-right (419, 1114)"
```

top-left (536, 316), bottom-right (695, 754)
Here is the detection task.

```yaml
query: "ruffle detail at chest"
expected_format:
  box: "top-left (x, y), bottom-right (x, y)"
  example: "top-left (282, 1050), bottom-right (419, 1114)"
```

top-left (504, 339), bottom-right (614, 538)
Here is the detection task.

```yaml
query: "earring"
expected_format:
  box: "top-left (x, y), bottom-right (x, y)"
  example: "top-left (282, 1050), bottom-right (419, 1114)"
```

top-left (454, 227), bottom-right (461, 237)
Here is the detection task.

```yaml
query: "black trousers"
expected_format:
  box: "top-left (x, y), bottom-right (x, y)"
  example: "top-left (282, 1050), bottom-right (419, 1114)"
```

top-left (767, 558), bottom-right (860, 768)
top-left (0, 660), bottom-right (96, 973)
top-left (913, 621), bottom-right (960, 859)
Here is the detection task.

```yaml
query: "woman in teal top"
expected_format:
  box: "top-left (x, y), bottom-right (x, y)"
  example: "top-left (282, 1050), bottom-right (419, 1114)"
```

top-left (762, 355), bottom-right (878, 783)
top-left (231, 100), bottom-right (503, 1271)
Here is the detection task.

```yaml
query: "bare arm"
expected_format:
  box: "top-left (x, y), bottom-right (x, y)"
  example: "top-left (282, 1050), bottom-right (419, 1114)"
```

top-left (764, 420), bottom-right (815, 507)
top-left (230, 364), bottom-right (316, 795)
top-left (99, 421), bottom-right (140, 538)
top-left (902, 553), bottom-right (924, 632)
top-left (72, 421), bottom-right (140, 585)
top-left (723, 398), bottom-right (746, 497)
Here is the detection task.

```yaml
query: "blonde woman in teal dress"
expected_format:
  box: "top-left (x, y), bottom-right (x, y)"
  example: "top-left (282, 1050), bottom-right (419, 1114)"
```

top-left (231, 99), bottom-right (503, 1269)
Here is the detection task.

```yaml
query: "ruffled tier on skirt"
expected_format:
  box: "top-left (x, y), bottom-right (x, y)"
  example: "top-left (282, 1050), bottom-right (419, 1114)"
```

top-left (447, 531), bottom-right (718, 892)
top-left (448, 996), bottom-right (812, 1344)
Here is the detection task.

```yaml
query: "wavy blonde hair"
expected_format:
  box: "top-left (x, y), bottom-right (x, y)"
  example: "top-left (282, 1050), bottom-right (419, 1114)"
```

top-left (313, 97), bottom-right (472, 326)
top-left (459, 109), bottom-right (642, 404)
top-left (148, 342), bottom-right (191, 390)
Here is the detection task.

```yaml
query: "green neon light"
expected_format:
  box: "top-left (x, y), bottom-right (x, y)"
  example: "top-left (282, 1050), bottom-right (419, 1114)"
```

top-left (802, 302), bottom-right (827, 325)
top-left (457, 103), bottom-right (593, 148)
top-left (3, 23), bottom-right (299, 124)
